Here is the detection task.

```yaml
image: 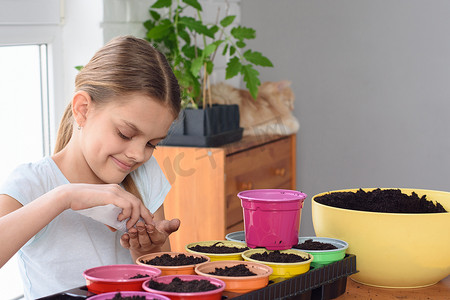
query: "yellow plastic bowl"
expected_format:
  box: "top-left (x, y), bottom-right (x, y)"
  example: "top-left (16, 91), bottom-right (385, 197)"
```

top-left (185, 240), bottom-right (248, 261)
top-left (312, 188), bottom-right (450, 288)
top-left (241, 248), bottom-right (312, 282)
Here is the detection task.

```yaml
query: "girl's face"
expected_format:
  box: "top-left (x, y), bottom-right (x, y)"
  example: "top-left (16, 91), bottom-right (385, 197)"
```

top-left (80, 93), bottom-right (174, 184)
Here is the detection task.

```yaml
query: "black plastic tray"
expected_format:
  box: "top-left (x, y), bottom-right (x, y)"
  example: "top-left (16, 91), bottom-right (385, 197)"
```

top-left (39, 254), bottom-right (357, 300)
top-left (161, 128), bottom-right (244, 147)
top-left (228, 254), bottom-right (357, 300)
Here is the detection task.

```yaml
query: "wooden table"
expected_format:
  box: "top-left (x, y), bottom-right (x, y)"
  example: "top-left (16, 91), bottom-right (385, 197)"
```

top-left (339, 275), bottom-right (450, 299)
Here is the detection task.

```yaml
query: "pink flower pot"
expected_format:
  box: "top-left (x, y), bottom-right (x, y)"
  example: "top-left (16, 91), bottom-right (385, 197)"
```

top-left (238, 189), bottom-right (307, 250)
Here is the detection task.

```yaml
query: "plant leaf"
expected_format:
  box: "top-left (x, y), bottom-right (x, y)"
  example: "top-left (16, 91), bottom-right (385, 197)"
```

top-left (173, 55), bottom-right (183, 68)
top-left (222, 44), bottom-right (229, 56)
top-left (178, 28), bottom-right (191, 44)
top-left (204, 43), bottom-right (218, 57)
top-left (220, 15), bottom-right (236, 27)
top-left (229, 46), bottom-right (236, 56)
top-left (152, 0), bottom-right (172, 9)
top-left (243, 50), bottom-right (274, 67)
top-left (143, 20), bottom-right (154, 31)
top-left (182, 0), bottom-right (202, 11)
top-left (149, 10), bottom-right (161, 21)
top-left (209, 25), bottom-right (219, 35)
top-left (225, 56), bottom-right (242, 79)
top-left (146, 20), bottom-right (173, 40)
top-left (236, 40), bottom-right (246, 48)
top-left (179, 16), bottom-right (214, 38)
top-left (181, 45), bottom-right (196, 59)
top-left (230, 26), bottom-right (256, 40)
top-left (190, 56), bottom-right (204, 77)
top-left (206, 60), bottom-right (213, 74)
top-left (241, 64), bottom-right (260, 99)
top-left (75, 65), bottom-right (84, 71)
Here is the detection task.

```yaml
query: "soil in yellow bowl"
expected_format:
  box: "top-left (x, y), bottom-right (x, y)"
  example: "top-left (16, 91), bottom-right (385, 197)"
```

top-left (312, 188), bottom-right (450, 288)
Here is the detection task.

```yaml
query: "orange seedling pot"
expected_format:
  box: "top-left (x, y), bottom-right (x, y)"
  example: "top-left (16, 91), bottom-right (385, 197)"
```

top-left (136, 251), bottom-right (210, 276)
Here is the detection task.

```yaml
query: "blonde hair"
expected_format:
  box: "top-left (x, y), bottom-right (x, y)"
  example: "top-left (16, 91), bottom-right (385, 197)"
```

top-left (54, 36), bottom-right (181, 199)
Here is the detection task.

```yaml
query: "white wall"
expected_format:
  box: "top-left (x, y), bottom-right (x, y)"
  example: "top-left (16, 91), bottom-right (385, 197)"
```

top-left (60, 0), bottom-right (152, 122)
top-left (241, 0), bottom-right (450, 236)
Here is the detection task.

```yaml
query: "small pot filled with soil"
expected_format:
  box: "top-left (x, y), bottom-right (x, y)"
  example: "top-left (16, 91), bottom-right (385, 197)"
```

top-left (312, 188), bottom-right (450, 288)
top-left (241, 248), bottom-right (313, 282)
top-left (185, 240), bottom-right (249, 261)
top-left (136, 252), bottom-right (210, 276)
top-left (83, 264), bottom-right (162, 294)
top-left (142, 275), bottom-right (225, 300)
top-left (194, 260), bottom-right (273, 293)
top-left (292, 237), bottom-right (348, 268)
top-left (87, 291), bottom-right (170, 300)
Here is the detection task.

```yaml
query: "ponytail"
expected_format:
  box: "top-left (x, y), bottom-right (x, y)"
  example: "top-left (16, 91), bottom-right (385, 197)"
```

top-left (54, 103), bottom-right (74, 154)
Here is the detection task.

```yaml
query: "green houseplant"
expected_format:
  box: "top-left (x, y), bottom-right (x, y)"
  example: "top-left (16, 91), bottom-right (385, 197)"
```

top-left (144, 0), bottom-right (273, 146)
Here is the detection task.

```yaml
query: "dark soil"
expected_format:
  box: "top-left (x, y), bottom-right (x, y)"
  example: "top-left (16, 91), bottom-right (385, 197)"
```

top-left (250, 250), bottom-right (309, 263)
top-left (108, 292), bottom-right (147, 300)
top-left (140, 253), bottom-right (207, 266)
top-left (314, 188), bottom-right (447, 213)
top-left (188, 241), bottom-right (249, 254)
top-left (146, 277), bottom-right (220, 292)
top-left (208, 264), bottom-right (257, 277)
top-left (293, 239), bottom-right (338, 250)
top-left (128, 273), bottom-right (150, 279)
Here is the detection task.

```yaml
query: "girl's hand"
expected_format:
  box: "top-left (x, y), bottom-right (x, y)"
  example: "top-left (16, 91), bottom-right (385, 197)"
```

top-left (120, 218), bottom-right (180, 260)
top-left (63, 183), bottom-right (154, 229)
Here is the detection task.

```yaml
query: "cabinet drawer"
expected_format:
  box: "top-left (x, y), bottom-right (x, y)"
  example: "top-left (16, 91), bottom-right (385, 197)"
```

top-left (226, 221), bottom-right (244, 235)
top-left (224, 137), bottom-right (294, 228)
top-left (225, 137), bottom-right (293, 197)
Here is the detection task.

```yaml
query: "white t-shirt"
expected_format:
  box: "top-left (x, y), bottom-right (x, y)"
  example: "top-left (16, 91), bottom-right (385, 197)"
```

top-left (0, 156), bottom-right (170, 299)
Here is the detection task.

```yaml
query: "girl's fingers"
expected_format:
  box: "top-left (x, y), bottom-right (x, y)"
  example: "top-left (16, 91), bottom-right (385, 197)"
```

top-left (117, 193), bottom-right (143, 229)
top-left (145, 221), bottom-right (164, 245)
top-left (121, 219), bottom-right (181, 252)
top-left (147, 219), bottom-right (180, 245)
top-left (120, 233), bottom-right (131, 249)
top-left (139, 206), bottom-right (154, 226)
top-left (137, 222), bottom-right (152, 248)
top-left (157, 219), bottom-right (180, 235)
top-left (167, 219), bottom-right (181, 234)
top-left (127, 228), bottom-right (141, 249)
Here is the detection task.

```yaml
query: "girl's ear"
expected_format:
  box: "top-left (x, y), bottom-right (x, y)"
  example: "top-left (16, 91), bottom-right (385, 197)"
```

top-left (72, 91), bottom-right (91, 128)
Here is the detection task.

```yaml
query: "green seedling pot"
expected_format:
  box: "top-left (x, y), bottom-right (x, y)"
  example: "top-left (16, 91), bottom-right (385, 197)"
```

top-left (294, 237), bottom-right (348, 268)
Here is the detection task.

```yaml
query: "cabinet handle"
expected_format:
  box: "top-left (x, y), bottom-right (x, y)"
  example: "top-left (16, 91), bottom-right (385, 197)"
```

top-left (240, 182), bottom-right (253, 190)
top-left (275, 168), bottom-right (286, 176)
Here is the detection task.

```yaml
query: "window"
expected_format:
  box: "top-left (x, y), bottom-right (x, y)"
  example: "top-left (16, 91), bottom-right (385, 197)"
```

top-left (0, 2), bottom-right (60, 298)
top-left (0, 44), bottom-right (51, 177)
top-left (0, 44), bottom-right (51, 300)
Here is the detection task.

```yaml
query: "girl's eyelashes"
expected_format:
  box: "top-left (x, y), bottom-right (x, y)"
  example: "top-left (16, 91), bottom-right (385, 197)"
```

top-left (118, 129), bottom-right (158, 149)
top-left (147, 142), bottom-right (157, 149)
top-left (118, 130), bottom-right (131, 140)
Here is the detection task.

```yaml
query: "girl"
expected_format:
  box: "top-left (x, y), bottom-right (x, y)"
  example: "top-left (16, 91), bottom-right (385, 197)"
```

top-left (0, 36), bottom-right (181, 299)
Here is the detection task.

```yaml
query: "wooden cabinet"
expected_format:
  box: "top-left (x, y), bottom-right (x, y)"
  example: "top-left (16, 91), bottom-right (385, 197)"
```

top-left (153, 134), bottom-right (297, 252)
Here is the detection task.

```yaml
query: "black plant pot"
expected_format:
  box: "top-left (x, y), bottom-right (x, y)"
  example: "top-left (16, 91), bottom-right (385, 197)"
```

top-left (161, 104), bottom-right (243, 147)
